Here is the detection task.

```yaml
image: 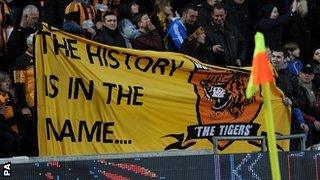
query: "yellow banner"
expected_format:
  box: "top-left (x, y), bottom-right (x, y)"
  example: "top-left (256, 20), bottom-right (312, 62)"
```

top-left (35, 24), bottom-right (291, 156)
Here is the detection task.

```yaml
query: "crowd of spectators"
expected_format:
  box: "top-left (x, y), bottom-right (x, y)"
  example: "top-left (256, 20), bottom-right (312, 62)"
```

top-left (0, 0), bottom-right (320, 157)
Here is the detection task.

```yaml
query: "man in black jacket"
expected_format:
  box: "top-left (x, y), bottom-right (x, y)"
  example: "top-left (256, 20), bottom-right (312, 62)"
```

top-left (5, 5), bottom-right (39, 74)
top-left (93, 12), bottom-right (126, 48)
top-left (204, 3), bottom-right (246, 66)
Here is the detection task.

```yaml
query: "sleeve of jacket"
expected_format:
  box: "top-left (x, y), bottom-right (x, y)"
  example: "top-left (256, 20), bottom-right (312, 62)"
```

top-left (63, 20), bottom-right (84, 35)
top-left (286, 13), bottom-right (301, 43)
top-left (257, 12), bottom-right (291, 31)
top-left (167, 21), bottom-right (185, 49)
top-left (292, 107), bottom-right (305, 124)
top-left (119, 19), bottom-right (139, 40)
top-left (302, 112), bottom-right (316, 123)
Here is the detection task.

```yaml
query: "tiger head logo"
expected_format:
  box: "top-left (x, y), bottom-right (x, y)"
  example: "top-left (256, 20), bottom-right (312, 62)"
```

top-left (201, 80), bottom-right (231, 111)
top-left (191, 67), bottom-right (263, 149)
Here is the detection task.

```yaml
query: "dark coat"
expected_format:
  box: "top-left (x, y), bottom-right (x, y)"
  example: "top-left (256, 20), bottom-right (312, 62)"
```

top-left (257, 11), bottom-right (291, 49)
top-left (225, 0), bottom-right (253, 40)
top-left (276, 68), bottom-right (306, 108)
top-left (93, 27), bottom-right (126, 48)
top-left (204, 22), bottom-right (247, 66)
top-left (283, 12), bottom-right (311, 63)
top-left (197, 2), bottom-right (213, 27)
top-left (5, 26), bottom-right (36, 73)
top-left (306, 0), bottom-right (320, 53)
top-left (132, 29), bottom-right (164, 51)
top-left (225, 0), bottom-right (254, 65)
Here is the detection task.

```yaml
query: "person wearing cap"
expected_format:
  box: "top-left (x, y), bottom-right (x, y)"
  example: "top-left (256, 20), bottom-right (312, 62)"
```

top-left (166, 3), bottom-right (198, 51)
top-left (179, 23), bottom-right (208, 63)
top-left (298, 63), bottom-right (320, 147)
top-left (204, 3), bottom-right (246, 67)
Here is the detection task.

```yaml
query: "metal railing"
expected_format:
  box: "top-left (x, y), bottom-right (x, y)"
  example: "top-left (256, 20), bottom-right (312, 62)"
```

top-left (212, 134), bottom-right (306, 154)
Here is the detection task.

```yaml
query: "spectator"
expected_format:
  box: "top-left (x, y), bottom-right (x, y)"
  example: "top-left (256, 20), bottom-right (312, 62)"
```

top-left (311, 48), bottom-right (320, 74)
top-left (13, 33), bottom-right (37, 156)
top-left (257, 3), bottom-right (295, 50)
top-left (93, 12), bottom-right (126, 47)
top-left (204, 3), bottom-right (247, 66)
top-left (283, 0), bottom-right (311, 64)
top-left (270, 47), bottom-right (308, 150)
top-left (0, 71), bottom-right (20, 157)
top-left (118, 0), bottom-right (140, 48)
top-left (132, 12), bottom-right (164, 51)
top-left (284, 42), bottom-right (303, 75)
top-left (167, 3), bottom-right (198, 51)
top-left (5, 5), bottom-right (39, 74)
top-left (270, 47), bottom-right (306, 108)
top-left (197, 0), bottom-right (222, 27)
top-left (311, 47), bottom-right (320, 88)
top-left (179, 23), bottom-right (209, 63)
top-left (151, 0), bottom-right (173, 49)
top-left (298, 64), bottom-right (320, 147)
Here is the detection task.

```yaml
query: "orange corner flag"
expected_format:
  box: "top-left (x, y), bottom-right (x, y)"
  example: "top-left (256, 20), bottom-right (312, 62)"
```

top-left (246, 32), bottom-right (280, 180)
top-left (246, 32), bottom-right (274, 98)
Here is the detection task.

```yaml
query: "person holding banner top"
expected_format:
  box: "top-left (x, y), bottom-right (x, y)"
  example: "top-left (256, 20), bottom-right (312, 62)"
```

top-left (179, 23), bottom-right (209, 63)
top-left (270, 46), bottom-right (309, 150)
top-left (13, 33), bottom-right (37, 156)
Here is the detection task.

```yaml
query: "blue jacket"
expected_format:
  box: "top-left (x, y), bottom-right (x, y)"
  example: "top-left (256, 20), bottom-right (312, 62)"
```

top-left (167, 18), bottom-right (186, 51)
top-left (287, 59), bottom-right (303, 75)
